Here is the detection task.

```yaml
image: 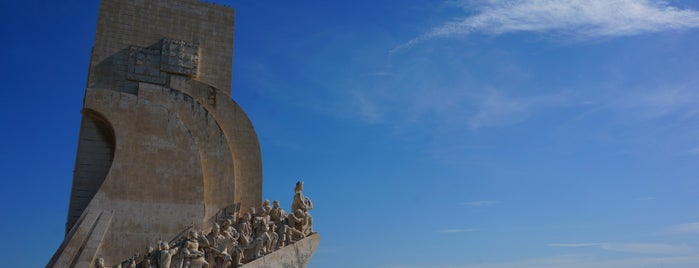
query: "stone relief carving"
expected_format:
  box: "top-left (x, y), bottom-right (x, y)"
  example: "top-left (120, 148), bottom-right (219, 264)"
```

top-left (103, 182), bottom-right (316, 268)
top-left (161, 38), bottom-right (200, 76)
top-left (126, 38), bottom-right (200, 87)
top-left (127, 46), bottom-right (168, 85)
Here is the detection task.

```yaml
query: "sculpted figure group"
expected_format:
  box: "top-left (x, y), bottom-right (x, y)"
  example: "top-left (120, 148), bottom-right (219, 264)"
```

top-left (101, 181), bottom-right (315, 268)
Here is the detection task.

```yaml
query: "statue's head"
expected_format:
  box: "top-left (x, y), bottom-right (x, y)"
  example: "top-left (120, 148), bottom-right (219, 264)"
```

top-left (263, 199), bottom-right (270, 207)
top-left (146, 246), bottom-right (154, 254)
top-left (160, 241), bottom-right (169, 250)
top-left (212, 223), bottom-right (220, 234)
top-left (273, 200), bottom-right (280, 208)
top-left (295, 181), bottom-right (304, 192)
top-left (188, 229), bottom-right (199, 239)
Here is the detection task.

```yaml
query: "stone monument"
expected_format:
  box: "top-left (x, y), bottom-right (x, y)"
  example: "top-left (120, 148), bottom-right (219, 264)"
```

top-left (48, 1), bottom-right (319, 267)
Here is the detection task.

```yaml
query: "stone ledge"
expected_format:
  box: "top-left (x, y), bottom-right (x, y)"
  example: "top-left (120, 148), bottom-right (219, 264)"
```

top-left (241, 233), bottom-right (320, 268)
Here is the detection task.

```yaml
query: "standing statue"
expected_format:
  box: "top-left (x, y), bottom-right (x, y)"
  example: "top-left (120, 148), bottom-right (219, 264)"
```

top-left (269, 200), bottom-right (289, 247)
top-left (205, 224), bottom-right (222, 266)
top-left (224, 228), bottom-right (243, 267)
top-left (237, 212), bottom-right (262, 262)
top-left (205, 223), bottom-right (235, 268)
top-left (269, 200), bottom-right (287, 224)
top-left (261, 200), bottom-right (272, 217)
top-left (182, 230), bottom-right (209, 268)
top-left (157, 241), bottom-right (179, 268)
top-left (291, 181), bottom-right (313, 236)
top-left (291, 181), bottom-right (313, 213)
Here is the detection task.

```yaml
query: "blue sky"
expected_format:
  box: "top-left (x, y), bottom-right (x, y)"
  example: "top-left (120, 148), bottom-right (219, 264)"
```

top-left (2, 0), bottom-right (699, 267)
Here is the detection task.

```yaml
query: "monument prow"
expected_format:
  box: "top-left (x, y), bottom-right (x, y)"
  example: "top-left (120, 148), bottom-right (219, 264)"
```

top-left (240, 234), bottom-right (321, 268)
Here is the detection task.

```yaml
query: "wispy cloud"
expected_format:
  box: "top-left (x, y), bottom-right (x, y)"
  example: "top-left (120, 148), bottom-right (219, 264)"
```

top-left (669, 222), bottom-right (699, 234)
top-left (548, 243), bottom-right (602, 248)
top-left (637, 196), bottom-right (657, 201)
top-left (462, 200), bottom-right (499, 207)
top-left (393, 0), bottom-right (699, 52)
top-left (439, 228), bottom-right (478, 233)
top-left (351, 90), bottom-right (384, 124)
top-left (418, 88), bottom-right (572, 130)
top-left (612, 87), bottom-right (699, 120)
top-left (383, 254), bottom-right (699, 268)
top-left (465, 90), bottom-right (567, 129)
top-left (349, 87), bottom-right (570, 130)
top-left (548, 242), bottom-right (696, 255)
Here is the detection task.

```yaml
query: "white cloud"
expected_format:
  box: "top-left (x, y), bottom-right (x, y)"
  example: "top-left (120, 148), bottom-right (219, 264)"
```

top-left (394, 0), bottom-right (699, 52)
top-left (669, 222), bottom-right (699, 234)
top-left (439, 228), bottom-right (479, 233)
top-left (462, 200), bottom-right (499, 207)
top-left (548, 242), bottom-right (696, 255)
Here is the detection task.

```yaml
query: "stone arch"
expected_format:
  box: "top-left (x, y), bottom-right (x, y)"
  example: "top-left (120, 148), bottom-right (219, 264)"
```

top-left (66, 109), bottom-right (116, 233)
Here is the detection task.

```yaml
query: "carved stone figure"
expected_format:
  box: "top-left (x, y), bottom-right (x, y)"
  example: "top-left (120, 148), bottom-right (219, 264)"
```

top-left (140, 246), bottom-right (154, 268)
top-left (221, 219), bottom-right (235, 235)
top-left (261, 200), bottom-right (272, 217)
top-left (223, 228), bottom-right (243, 267)
top-left (237, 213), bottom-right (253, 247)
top-left (157, 241), bottom-right (178, 268)
top-left (121, 255), bottom-right (137, 268)
top-left (290, 209), bottom-right (313, 236)
top-left (292, 181), bottom-right (313, 213)
top-left (205, 224), bottom-right (222, 266)
top-left (95, 257), bottom-right (106, 268)
top-left (253, 216), bottom-right (277, 255)
top-left (287, 225), bottom-right (306, 243)
top-left (182, 230), bottom-right (209, 268)
top-left (269, 200), bottom-right (289, 247)
top-left (269, 200), bottom-right (287, 224)
top-left (237, 212), bottom-right (261, 262)
top-left (266, 222), bottom-right (280, 251)
top-left (106, 182), bottom-right (318, 267)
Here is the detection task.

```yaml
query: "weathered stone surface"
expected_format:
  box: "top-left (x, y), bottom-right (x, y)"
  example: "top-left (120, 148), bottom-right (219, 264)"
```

top-left (241, 234), bottom-right (321, 268)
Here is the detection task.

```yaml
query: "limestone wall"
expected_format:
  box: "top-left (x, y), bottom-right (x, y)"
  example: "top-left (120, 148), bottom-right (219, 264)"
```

top-left (88, 0), bottom-right (235, 94)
